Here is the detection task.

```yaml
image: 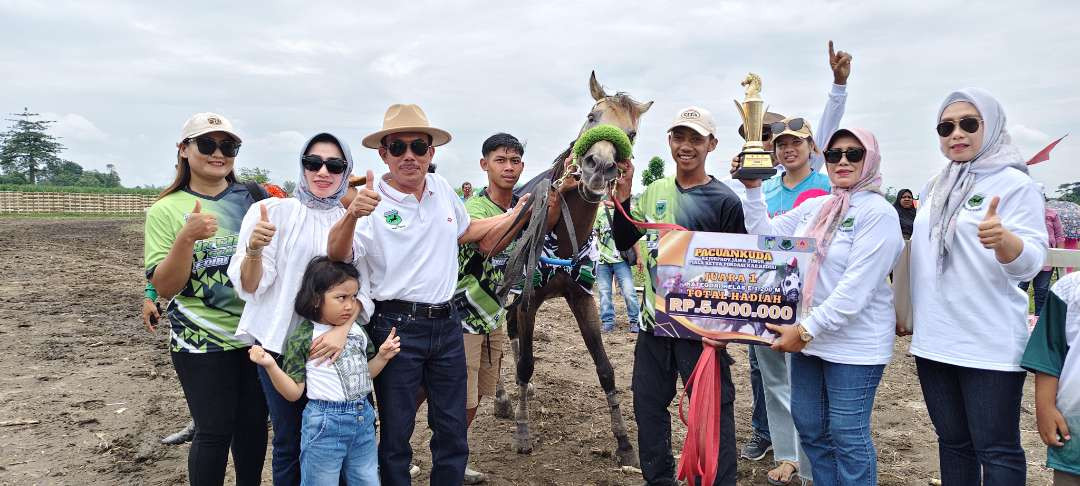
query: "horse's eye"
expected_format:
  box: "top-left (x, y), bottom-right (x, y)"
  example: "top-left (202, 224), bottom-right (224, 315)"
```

top-left (627, 131), bottom-right (636, 142)
top-left (587, 113), bottom-right (596, 123)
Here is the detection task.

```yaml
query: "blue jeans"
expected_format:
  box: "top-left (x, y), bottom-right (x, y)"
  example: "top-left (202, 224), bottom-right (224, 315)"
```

top-left (916, 357), bottom-right (1027, 485)
top-left (595, 261), bottom-right (640, 330)
top-left (1019, 268), bottom-right (1055, 315)
top-left (748, 346), bottom-right (771, 442)
top-left (300, 398), bottom-right (379, 486)
top-left (257, 355), bottom-right (306, 486)
top-left (371, 309), bottom-right (468, 486)
top-left (790, 353), bottom-right (884, 486)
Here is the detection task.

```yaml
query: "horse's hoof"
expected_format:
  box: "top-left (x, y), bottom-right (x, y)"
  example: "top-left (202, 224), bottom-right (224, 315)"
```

top-left (616, 445), bottom-right (639, 467)
top-left (493, 396), bottom-right (513, 420)
top-left (527, 382), bottom-right (537, 399)
top-left (513, 437), bottom-right (533, 454)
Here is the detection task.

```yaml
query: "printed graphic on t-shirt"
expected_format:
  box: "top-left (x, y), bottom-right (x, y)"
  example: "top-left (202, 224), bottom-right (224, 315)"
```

top-left (334, 330), bottom-right (373, 401)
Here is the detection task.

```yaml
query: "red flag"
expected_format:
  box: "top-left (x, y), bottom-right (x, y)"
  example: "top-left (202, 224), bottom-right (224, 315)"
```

top-left (1027, 134), bottom-right (1068, 165)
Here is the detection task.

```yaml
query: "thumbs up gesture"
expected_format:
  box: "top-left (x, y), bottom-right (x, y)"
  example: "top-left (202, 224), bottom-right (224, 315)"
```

top-left (977, 196), bottom-right (1005, 249)
top-left (347, 170), bottom-right (381, 219)
top-left (181, 200), bottom-right (218, 242)
top-left (248, 203), bottom-right (277, 251)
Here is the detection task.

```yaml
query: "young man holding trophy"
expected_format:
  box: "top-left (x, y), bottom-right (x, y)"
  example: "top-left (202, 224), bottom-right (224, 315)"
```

top-left (612, 106), bottom-right (746, 485)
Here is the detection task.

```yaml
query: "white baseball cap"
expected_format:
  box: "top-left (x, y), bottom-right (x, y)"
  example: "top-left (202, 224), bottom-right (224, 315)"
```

top-left (667, 106), bottom-right (716, 137)
top-left (179, 112), bottom-right (242, 143)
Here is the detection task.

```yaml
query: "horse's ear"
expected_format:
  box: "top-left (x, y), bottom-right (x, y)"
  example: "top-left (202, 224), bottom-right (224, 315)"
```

top-left (637, 100), bottom-right (654, 115)
top-left (589, 71), bottom-right (607, 101)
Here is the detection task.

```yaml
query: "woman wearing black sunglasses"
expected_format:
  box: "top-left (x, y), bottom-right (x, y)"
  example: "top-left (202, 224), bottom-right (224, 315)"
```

top-left (226, 132), bottom-right (376, 485)
top-left (909, 89), bottom-right (1048, 485)
top-left (736, 128), bottom-right (903, 485)
top-left (143, 112), bottom-right (268, 485)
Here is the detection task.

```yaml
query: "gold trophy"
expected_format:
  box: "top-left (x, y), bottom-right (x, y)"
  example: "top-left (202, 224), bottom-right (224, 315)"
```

top-left (733, 73), bottom-right (776, 179)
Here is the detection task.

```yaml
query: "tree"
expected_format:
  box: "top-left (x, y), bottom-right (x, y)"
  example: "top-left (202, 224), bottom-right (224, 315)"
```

top-left (1057, 182), bottom-right (1080, 204)
top-left (0, 108), bottom-right (68, 184)
top-left (42, 160), bottom-right (84, 186)
top-left (641, 156), bottom-right (665, 186)
top-left (237, 167), bottom-right (271, 184)
top-left (281, 180), bottom-right (296, 196)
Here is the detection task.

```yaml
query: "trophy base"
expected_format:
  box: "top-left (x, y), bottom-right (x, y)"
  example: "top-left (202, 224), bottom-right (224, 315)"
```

top-left (734, 152), bottom-right (777, 180)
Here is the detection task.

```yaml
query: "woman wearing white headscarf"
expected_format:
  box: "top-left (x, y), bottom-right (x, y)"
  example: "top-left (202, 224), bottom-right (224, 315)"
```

top-left (227, 133), bottom-right (375, 485)
top-left (737, 128), bottom-right (903, 485)
top-left (909, 89), bottom-right (1048, 485)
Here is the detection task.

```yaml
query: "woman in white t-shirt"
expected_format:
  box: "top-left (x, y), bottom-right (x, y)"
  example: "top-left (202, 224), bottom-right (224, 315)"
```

top-left (226, 132), bottom-right (377, 484)
top-left (909, 88), bottom-right (1048, 485)
top-left (737, 128), bottom-right (903, 485)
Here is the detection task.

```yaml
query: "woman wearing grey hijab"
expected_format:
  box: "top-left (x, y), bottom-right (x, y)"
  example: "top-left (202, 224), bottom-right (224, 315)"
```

top-left (227, 133), bottom-right (376, 485)
top-left (908, 89), bottom-right (1048, 485)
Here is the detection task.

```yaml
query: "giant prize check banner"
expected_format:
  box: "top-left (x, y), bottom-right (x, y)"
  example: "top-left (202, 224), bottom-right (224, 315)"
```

top-left (652, 231), bottom-right (815, 344)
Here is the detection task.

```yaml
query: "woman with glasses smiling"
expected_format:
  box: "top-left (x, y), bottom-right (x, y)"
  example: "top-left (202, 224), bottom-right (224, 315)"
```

top-left (735, 128), bottom-right (903, 485)
top-left (909, 89), bottom-right (1048, 485)
top-left (143, 112), bottom-right (268, 485)
top-left (226, 132), bottom-right (379, 485)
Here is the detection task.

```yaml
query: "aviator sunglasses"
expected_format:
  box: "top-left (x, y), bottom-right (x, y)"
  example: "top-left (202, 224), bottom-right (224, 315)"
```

top-left (188, 136), bottom-right (241, 158)
top-left (384, 139), bottom-right (430, 157)
top-left (936, 117), bottom-right (981, 137)
top-left (768, 117), bottom-right (807, 136)
top-left (823, 148), bottom-right (866, 164)
top-left (301, 154), bottom-right (348, 174)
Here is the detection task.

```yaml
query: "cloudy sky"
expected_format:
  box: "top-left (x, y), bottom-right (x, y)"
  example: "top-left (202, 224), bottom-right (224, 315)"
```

top-left (2, 1), bottom-right (1077, 196)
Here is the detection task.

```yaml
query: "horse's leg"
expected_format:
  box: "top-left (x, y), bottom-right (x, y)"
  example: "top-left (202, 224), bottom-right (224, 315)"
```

top-left (493, 306), bottom-right (515, 419)
top-left (565, 288), bottom-right (638, 467)
top-left (512, 295), bottom-right (542, 454)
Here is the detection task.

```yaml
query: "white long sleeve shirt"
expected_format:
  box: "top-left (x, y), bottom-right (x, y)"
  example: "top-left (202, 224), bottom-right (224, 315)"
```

top-left (743, 187), bottom-right (904, 365)
top-left (909, 167), bottom-right (1048, 371)
top-left (226, 198), bottom-right (372, 353)
top-left (810, 83), bottom-right (847, 173)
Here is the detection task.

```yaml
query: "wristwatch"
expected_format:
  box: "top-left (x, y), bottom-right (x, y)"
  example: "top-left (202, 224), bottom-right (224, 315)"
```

top-left (797, 324), bottom-right (814, 343)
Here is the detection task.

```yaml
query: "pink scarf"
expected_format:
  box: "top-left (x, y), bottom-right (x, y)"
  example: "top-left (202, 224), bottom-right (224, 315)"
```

top-left (800, 128), bottom-right (884, 316)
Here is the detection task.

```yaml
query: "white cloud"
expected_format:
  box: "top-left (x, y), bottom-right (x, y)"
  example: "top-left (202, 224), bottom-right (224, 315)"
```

top-left (42, 113), bottom-right (108, 142)
top-left (1009, 124), bottom-right (1050, 146)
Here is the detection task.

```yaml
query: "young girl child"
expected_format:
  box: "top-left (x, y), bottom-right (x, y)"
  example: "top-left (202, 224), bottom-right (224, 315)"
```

top-left (249, 257), bottom-right (400, 486)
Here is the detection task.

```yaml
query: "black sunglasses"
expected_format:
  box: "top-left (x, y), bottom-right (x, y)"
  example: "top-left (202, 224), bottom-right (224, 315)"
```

top-left (301, 154), bottom-right (348, 174)
top-left (189, 137), bottom-right (241, 158)
top-left (936, 117), bottom-right (981, 137)
top-left (768, 118), bottom-right (806, 136)
top-left (823, 148), bottom-right (866, 164)
top-left (384, 139), bottom-right (430, 157)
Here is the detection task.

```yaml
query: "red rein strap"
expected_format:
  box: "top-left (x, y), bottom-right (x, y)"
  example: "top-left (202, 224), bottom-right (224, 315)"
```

top-left (611, 189), bottom-right (688, 232)
top-left (677, 345), bottom-right (722, 486)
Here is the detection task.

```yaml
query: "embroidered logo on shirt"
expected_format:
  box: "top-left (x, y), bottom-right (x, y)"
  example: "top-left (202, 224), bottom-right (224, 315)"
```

top-left (839, 216), bottom-right (856, 232)
top-left (655, 200), bottom-right (668, 218)
top-left (384, 209), bottom-right (404, 227)
top-left (964, 193), bottom-right (986, 211)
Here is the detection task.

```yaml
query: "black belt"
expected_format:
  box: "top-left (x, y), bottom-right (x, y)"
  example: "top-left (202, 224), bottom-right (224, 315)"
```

top-left (374, 299), bottom-right (455, 319)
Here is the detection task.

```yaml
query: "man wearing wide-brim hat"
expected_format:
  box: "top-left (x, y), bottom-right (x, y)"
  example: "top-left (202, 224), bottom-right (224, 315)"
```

top-left (328, 103), bottom-right (529, 486)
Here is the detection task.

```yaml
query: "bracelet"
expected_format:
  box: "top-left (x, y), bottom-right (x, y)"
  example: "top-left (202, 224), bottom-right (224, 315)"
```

top-left (245, 245), bottom-right (263, 258)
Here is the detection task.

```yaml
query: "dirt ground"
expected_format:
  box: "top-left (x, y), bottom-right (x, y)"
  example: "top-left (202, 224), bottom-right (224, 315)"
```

top-left (0, 216), bottom-right (1054, 485)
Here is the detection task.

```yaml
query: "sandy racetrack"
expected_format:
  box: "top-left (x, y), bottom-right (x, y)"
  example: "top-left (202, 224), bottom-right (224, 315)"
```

top-left (0, 217), bottom-right (1052, 485)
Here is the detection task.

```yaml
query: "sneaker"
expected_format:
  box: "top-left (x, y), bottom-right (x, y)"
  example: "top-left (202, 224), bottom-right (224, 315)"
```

top-left (602, 324), bottom-right (615, 333)
top-left (740, 432), bottom-right (772, 461)
top-left (463, 466), bottom-right (488, 484)
top-left (629, 323), bottom-right (639, 333)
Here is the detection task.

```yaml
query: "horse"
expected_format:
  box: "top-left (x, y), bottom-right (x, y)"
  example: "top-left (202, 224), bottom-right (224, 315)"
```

top-left (493, 71), bottom-right (651, 467)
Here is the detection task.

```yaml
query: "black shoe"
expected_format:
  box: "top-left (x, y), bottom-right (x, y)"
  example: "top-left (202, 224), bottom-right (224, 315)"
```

top-left (739, 432), bottom-right (772, 461)
top-left (161, 420), bottom-right (196, 445)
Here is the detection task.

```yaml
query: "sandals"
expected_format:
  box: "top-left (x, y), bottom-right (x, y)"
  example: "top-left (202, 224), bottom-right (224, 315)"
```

top-left (766, 460), bottom-right (800, 486)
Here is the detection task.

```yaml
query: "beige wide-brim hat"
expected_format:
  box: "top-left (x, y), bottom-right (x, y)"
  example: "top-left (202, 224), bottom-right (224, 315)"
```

top-left (361, 104), bottom-right (452, 149)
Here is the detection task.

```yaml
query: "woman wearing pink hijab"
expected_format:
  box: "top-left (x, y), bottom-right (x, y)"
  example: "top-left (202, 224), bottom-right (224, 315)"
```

top-left (736, 128), bottom-right (904, 485)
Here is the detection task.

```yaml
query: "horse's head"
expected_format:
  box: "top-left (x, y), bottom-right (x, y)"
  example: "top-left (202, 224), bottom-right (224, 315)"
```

top-left (573, 71), bottom-right (653, 197)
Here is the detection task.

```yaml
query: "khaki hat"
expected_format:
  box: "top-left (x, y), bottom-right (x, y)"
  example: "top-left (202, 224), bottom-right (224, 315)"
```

top-left (737, 111), bottom-right (785, 139)
top-left (361, 104), bottom-right (452, 149)
top-left (667, 106), bottom-right (716, 137)
top-left (771, 117), bottom-right (814, 141)
top-left (180, 112), bottom-right (241, 143)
